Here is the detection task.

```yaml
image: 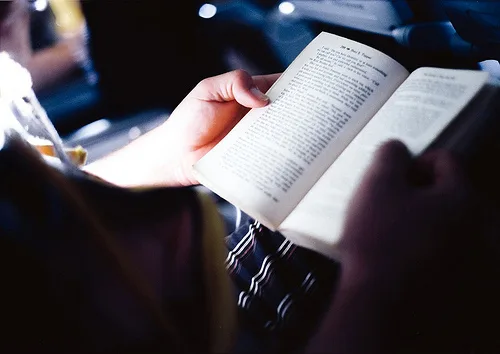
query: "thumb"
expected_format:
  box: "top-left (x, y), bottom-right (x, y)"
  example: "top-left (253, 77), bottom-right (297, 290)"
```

top-left (191, 70), bottom-right (269, 108)
top-left (363, 140), bottom-right (413, 188)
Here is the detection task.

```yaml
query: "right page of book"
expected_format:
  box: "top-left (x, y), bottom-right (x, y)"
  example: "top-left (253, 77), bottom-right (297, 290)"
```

top-left (194, 32), bottom-right (409, 230)
top-left (280, 67), bottom-right (488, 258)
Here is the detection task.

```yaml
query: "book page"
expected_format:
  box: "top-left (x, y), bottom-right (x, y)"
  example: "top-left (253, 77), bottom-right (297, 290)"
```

top-left (194, 32), bottom-right (409, 230)
top-left (429, 82), bottom-right (500, 156)
top-left (280, 68), bottom-right (488, 257)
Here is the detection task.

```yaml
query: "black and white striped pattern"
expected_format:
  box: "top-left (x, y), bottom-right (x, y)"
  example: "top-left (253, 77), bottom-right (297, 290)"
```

top-left (225, 218), bottom-right (339, 350)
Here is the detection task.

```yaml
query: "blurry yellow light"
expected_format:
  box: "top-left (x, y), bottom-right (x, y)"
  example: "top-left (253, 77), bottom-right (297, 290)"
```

top-left (48, 0), bottom-right (86, 36)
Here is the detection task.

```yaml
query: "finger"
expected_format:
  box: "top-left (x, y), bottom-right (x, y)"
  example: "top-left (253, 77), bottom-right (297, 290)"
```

top-left (417, 150), bottom-right (465, 191)
top-left (252, 73), bottom-right (282, 93)
top-left (416, 151), bottom-right (471, 227)
top-left (191, 69), bottom-right (270, 108)
top-left (364, 140), bottom-right (413, 187)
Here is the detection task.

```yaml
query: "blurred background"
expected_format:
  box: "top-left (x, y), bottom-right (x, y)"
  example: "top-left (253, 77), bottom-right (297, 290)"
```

top-left (22, 0), bottom-right (500, 162)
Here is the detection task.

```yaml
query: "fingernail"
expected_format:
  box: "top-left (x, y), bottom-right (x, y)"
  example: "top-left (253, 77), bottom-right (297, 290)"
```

top-left (250, 87), bottom-right (269, 102)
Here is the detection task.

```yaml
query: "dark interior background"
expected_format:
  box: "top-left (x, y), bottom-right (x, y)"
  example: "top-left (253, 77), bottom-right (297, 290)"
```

top-left (76, 0), bottom-right (482, 129)
top-left (81, 0), bottom-right (284, 118)
top-left (29, 0), bottom-right (499, 161)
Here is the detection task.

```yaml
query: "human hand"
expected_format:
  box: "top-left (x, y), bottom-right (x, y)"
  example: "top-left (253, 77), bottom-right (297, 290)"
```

top-left (308, 142), bottom-right (474, 354)
top-left (338, 140), bottom-right (471, 278)
top-left (83, 70), bottom-right (280, 187)
top-left (161, 69), bottom-right (280, 186)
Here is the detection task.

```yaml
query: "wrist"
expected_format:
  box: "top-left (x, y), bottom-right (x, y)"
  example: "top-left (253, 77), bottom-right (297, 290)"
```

top-left (158, 123), bottom-right (199, 187)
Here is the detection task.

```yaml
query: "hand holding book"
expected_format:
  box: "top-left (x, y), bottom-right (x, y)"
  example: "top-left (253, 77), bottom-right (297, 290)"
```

top-left (84, 70), bottom-right (280, 187)
top-left (339, 140), bottom-right (470, 273)
top-left (194, 32), bottom-right (496, 258)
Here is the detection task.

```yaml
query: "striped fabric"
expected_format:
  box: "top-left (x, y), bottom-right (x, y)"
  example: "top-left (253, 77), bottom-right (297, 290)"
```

top-left (226, 217), bottom-right (340, 352)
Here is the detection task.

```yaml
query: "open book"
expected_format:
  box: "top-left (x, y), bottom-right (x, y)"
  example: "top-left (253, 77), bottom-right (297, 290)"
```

top-left (194, 32), bottom-right (498, 259)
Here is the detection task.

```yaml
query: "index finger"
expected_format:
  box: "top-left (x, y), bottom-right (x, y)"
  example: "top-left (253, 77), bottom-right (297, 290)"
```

top-left (364, 140), bottom-right (413, 189)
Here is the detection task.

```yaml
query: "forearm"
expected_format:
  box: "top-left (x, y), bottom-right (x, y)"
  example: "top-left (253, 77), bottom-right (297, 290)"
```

top-left (306, 261), bottom-right (401, 354)
top-left (27, 42), bottom-right (80, 92)
top-left (83, 122), bottom-right (191, 188)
